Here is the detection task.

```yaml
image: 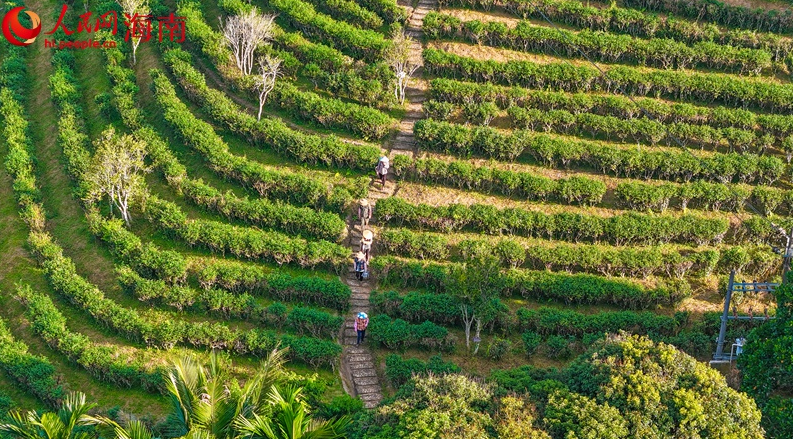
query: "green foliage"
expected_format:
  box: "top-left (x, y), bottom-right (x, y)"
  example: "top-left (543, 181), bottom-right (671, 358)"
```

top-left (368, 315), bottom-right (455, 351)
top-left (384, 354), bottom-right (461, 387)
top-left (522, 331), bottom-right (542, 357)
top-left (486, 337), bottom-right (511, 360)
top-left (415, 118), bottom-right (785, 184)
top-left (739, 275), bottom-right (793, 437)
top-left (424, 48), bottom-right (793, 112)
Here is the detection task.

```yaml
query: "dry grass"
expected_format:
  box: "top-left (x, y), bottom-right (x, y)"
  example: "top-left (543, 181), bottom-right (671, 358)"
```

top-left (440, 7), bottom-right (523, 26)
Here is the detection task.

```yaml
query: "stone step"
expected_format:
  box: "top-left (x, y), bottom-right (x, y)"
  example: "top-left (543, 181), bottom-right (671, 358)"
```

top-left (356, 384), bottom-right (382, 394)
top-left (351, 308), bottom-right (371, 315)
top-left (351, 299), bottom-right (370, 307)
top-left (343, 338), bottom-right (358, 345)
top-left (348, 353), bottom-right (373, 362)
top-left (351, 293), bottom-right (369, 300)
top-left (354, 377), bottom-right (379, 388)
top-left (344, 328), bottom-right (357, 338)
top-left (359, 392), bottom-right (383, 401)
top-left (345, 346), bottom-right (368, 354)
top-left (350, 285), bottom-right (369, 293)
top-left (345, 320), bottom-right (355, 329)
top-left (352, 368), bottom-right (378, 378)
top-left (349, 361), bottom-right (375, 370)
top-left (363, 400), bottom-right (379, 409)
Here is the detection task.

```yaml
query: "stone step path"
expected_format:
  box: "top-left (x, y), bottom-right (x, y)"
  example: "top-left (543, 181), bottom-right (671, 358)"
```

top-left (338, 0), bottom-right (436, 410)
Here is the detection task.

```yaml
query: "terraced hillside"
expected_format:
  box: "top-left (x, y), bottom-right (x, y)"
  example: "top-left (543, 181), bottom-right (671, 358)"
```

top-left (0, 0), bottom-right (790, 435)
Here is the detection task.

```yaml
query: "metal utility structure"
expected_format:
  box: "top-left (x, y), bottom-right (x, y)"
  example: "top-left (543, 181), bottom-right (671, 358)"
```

top-left (710, 271), bottom-right (777, 365)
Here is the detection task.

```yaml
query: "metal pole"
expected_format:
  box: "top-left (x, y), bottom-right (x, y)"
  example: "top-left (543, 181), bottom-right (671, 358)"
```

top-left (715, 270), bottom-right (735, 359)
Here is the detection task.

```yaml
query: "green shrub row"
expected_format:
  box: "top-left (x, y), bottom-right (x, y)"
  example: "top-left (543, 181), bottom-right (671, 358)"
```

top-left (614, 181), bottom-right (793, 216)
top-left (192, 258), bottom-right (351, 311)
top-left (371, 256), bottom-right (686, 308)
top-left (384, 354), bottom-right (460, 388)
top-left (516, 306), bottom-right (684, 337)
top-left (162, 50), bottom-right (383, 175)
top-left (18, 285), bottom-right (164, 392)
top-left (375, 197), bottom-right (730, 246)
top-left (150, 68), bottom-right (355, 210)
top-left (104, 50), bottom-right (349, 240)
top-left (117, 267), bottom-right (343, 339)
top-left (356, 0), bottom-right (407, 24)
top-left (438, 0), bottom-right (793, 59)
top-left (390, 155), bottom-right (606, 206)
top-left (28, 231), bottom-right (340, 367)
top-left (145, 196), bottom-right (349, 269)
top-left (0, 19), bottom-right (64, 407)
top-left (508, 106), bottom-right (773, 153)
top-left (367, 315), bottom-right (455, 351)
top-left (270, 81), bottom-right (397, 140)
top-left (620, 0), bottom-right (793, 34)
top-left (0, 315), bottom-right (64, 407)
top-left (301, 0), bottom-right (383, 29)
top-left (377, 228), bottom-right (778, 278)
top-left (370, 290), bottom-right (466, 325)
top-left (424, 12), bottom-right (773, 75)
top-left (414, 119), bottom-right (785, 185)
top-left (423, 48), bottom-right (793, 112)
top-left (429, 78), bottom-right (793, 143)
top-left (268, 0), bottom-right (391, 62)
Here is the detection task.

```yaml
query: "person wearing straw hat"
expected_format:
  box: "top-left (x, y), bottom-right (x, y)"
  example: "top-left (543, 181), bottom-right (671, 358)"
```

top-left (355, 311), bottom-right (369, 345)
top-left (353, 251), bottom-right (368, 281)
top-left (358, 198), bottom-right (372, 229)
top-left (375, 156), bottom-right (390, 187)
top-left (361, 229), bottom-right (374, 262)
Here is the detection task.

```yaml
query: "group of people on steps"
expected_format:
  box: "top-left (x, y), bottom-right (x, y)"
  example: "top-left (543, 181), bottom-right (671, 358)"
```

top-left (351, 156), bottom-right (389, 345)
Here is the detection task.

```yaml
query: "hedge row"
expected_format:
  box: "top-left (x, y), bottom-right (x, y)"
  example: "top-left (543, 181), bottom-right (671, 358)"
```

top-left (424, 12), bottom-right (773, 75)
top-left (516, 306), bottom-right (684, 337)
top-left (414, 119), bottom-right (785, 185)
top-left (356, 0), bottom-right (407, 24)
top-left (145, 196), bottom-right (349, 269)
top-left (0, 315), bottom-right (64, 407)
top-left (270, 81), bottom-right (397, 140)
top-left (384, 354), bottom-right (460, 388)
top-left (28, 231), bottom-right (341, 367)
top-left (391, 155), bottom-right (605, 206)
top-left (300, 0), bottom-right (383, 29)
top-left (377, 228), bottom-right (779, 278)
top-left (192, 258), bottom-right (351, 311)
top-left (162, 50), bottom-right (383, 174)
top-left (18, 285), bottom-right (164, 392)
top-left (620, 0), bottom-right (793, 34)
top-left (118, 267), bottom-right (343, 339)
top-left (150, 68), bottom-right (356, 210)
top-left (268, 0), bottom-right (391, 62)
top-left (429, 78), bottom-right (793, 142)
top-left (367, 314), bottom-right (455, 351)
top-left (375, 197), bottom-right (730, 246)
top-left (370, 290), bottom-right (463, 325)
top-left (370, 256), bottom-right (687, 308)
top-left (438, 0), bottom-right (793, 59)
top-left (104, 51), bottom-right (350, 240)
top-left (508, 106), bottom-right (774, 153)
top-left (424, 48), bottom-right (793, 113)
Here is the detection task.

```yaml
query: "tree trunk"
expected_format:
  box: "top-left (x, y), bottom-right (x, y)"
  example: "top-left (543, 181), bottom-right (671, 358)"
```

top-left (472, 318), bottom-right (483, 355)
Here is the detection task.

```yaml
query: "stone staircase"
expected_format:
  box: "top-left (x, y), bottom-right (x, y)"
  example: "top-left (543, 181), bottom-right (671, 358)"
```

top-left (339, 182), bottom-right (396, 409)
top-left (338, 0), bottom-right (436, 409)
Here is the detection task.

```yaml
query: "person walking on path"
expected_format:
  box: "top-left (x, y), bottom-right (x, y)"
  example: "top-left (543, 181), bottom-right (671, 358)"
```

top-left (375, 156), bottom-right (389, 187)
top-left (361, 229), bottom-right (373, 262)
top-left (355, 312), bottom-right (369, 345)
top-left (358, 198), bottom-right (372, 229)
top-left (353, 251), bottom-right (368, 281)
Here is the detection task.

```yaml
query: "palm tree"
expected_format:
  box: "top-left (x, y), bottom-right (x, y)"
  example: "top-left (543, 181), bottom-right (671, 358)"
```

top-left (165, 348), bottom-right (287, 439)
top-left (234, 386), bottom-right (349, 439)
top-left (0, 392), bottom-right (100, 439)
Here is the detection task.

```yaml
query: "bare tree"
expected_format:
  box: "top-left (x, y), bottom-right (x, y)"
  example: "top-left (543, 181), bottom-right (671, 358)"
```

top-left (253, 55), bottom-right (281, 121)
top-left (385, 29), bottom-right (420, 105)
top-left (118, 0), bottom-right (149, 65)
top-left (219, 9), bottom-right (275, 76)
top-left (85, 127), bottom-right (150, 226)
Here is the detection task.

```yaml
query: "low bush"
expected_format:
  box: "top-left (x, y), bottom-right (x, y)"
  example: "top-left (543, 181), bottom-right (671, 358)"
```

top-left (384, 354), bottom-right (461, 387)
top-left (368, 315), bottom-right (455, 351)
